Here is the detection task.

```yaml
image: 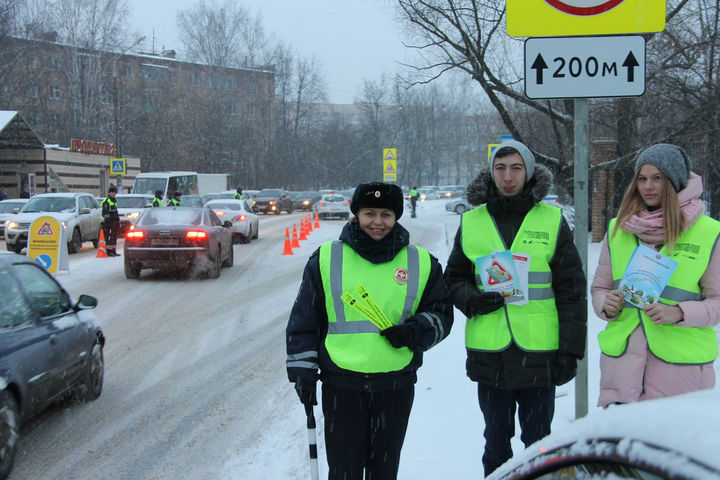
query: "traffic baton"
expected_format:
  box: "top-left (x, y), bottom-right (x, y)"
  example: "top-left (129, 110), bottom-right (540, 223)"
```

top-left (304, 403), bottom-right (320, 480)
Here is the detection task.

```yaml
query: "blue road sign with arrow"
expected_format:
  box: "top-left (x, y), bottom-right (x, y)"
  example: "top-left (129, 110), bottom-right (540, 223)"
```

top-left (524, 35), bottom-right (645, 99)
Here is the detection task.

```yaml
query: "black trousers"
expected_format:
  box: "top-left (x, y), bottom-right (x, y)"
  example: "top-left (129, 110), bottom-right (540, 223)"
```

top-left (410, 199), bottom-right (417, 217)
top-left (103, 221), bottom-right (118, 250)
top-left (477, 384), bottom-right (555, 477)
top-left (322, 383), bottom-right (414, 480)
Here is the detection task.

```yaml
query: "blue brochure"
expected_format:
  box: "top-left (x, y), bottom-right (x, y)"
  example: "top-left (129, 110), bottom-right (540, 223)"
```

top-left (619, 245), bottom-right (678, 307)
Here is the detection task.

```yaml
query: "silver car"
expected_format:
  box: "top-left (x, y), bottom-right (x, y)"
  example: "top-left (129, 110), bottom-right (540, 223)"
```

top-left (0, 199), bottom-right (28, 237)
top-left (445, 197), bottom-right (473, 215)
top-left (314, 194), bottom-right (351, 220)
top-left (204, 199), bottom-right (259, 243)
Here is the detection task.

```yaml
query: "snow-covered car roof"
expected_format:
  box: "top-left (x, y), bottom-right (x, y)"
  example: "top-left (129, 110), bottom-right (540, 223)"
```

top-left (490, 388), bottom-right (720, 479)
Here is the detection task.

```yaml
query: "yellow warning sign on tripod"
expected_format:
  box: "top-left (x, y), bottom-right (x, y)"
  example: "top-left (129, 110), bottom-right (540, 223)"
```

top-left (382, 148), bottom-right (397, 182)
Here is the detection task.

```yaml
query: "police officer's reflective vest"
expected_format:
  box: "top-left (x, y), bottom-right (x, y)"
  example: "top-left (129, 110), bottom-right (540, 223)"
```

top-left (102, 197), bottom-right (118, 213)
top-left (409, 189), bottom-right (418, 199)
top-left (461, 204), bottom-right (562, 352)
top-left (152, 197), bottom-right (162, 207)
top-left (234, 193), bottom-right (243, 200)
top-left (599, 216), bottom-right (720, 364)
top-left (318, 240), bottom-right (431, 373)
top-left (168, 198), bottom-right (182, 206)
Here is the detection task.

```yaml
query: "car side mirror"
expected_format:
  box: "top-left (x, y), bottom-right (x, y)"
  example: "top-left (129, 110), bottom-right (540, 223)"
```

top-left (223, 220), bottom-right (233, 229)
top-left (79, 208), bottom-right (90, 214)
top-left (75, 294), bottom-right (98, 310)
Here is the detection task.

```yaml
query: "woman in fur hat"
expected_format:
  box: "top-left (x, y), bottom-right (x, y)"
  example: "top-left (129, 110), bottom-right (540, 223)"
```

top-left (591, 143), bottom-right (720, 408)
top-left (286, 181), bottom-right (453, 479)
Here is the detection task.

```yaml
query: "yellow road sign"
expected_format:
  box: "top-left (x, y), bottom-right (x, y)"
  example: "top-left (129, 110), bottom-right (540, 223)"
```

top-left (488, 144), bottom-right (499, 163)
top-left (507, 0), bottom-right (666, 37)
top-left (383, 148), bottom-right (397, 182)
top-left (28, 216), bottom-right (68, 273)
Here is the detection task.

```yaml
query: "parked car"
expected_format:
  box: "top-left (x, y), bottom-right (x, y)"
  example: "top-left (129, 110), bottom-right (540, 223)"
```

top-left (201, 191), bottom-right (236, 205)
top-left (290, 191), bottom-right (322, 211)
top-left (115, 194), bottom-right (153, 236)
top-left (123, 206), bottom-right (233, 279)
top-left (0, 199), bottom-right (28, 237)
top-left (0, 251), bottom-right (105, 479)
top-left (4, 193), bottom-right (103, 254)
top-left (337, 189), bottom-right (355, 202)
top-left (488, 388), bottom-right (720, 480)
top-left (252, 189), bottom-right (293, 214)
top-left (204, 199), bottom-right (259, 244)
top-left (445, 197), bottom-right (473, 215)
top-left (314, 194), bottom-right (351, 220)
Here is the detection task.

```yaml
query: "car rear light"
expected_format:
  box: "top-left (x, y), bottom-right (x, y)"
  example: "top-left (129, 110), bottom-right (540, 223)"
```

top-left (345, 201), bottom-right (350, 206)
top-left (319, 201), bottom-right (325, 206)
top-left (186, 230), bottom-right (208, 240)
top-left (236, 214), bottom-right (246, 221)
top-left (126, 230), bottom-right (144, 239)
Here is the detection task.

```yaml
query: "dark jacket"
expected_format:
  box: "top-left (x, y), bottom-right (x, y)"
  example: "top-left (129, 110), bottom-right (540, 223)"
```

top-left (286, 221), bottom-right (454, 392)
top-left (444, 165), bottom-right (587, 389)
top-left (101, 196), bottom-right (119, 224)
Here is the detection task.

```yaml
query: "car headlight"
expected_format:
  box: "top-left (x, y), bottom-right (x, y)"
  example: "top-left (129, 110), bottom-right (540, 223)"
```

top-left (6, 221), bottom-right (18, 229)
top-left (128, 211), bottom-right (140, 219)
top-left (303, 200), bottom-right (310, 206)
top-left (62, 221), bottom-right (68, 229)
top-left (269, 200), bottom-right (276, 205)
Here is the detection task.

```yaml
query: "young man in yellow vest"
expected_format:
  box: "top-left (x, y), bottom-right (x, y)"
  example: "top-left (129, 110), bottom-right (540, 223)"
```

top-left (444, 140), bottom-right (587, 477)
top-left (286, 182), bottom-right (454, 480)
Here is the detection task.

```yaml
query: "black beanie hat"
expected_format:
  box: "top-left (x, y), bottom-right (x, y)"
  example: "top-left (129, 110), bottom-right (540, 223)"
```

top-left (350, 182), bottom-right (404, 219)
top-left (108, 186), bottom-right (117, 193)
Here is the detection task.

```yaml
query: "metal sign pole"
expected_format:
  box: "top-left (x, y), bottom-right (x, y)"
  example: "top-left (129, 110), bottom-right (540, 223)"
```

top-left (574, 98), bottom-right (589, 419)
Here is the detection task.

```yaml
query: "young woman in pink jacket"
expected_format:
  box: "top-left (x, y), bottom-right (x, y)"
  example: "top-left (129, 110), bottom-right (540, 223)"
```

top-left (591, 143), bottom-right (720, 408)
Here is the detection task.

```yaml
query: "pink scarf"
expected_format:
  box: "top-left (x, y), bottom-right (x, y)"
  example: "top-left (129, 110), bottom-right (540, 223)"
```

top-left (621, 172), bottom-right (705, 245)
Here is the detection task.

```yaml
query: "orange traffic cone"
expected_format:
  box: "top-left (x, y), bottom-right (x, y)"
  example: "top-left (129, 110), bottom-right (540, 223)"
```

top-left (291, 224), bottom-right (300, 248)
top-left (306, 214), bottom-right (313, 233)
top-left (299, 219), bottom-right (308, 240)
top-left (282, 227), bottom-right (294, 255)
top-left (96, 229), bottom-right (108, 258)
top-left (314, 210), bottom-right (320, 228)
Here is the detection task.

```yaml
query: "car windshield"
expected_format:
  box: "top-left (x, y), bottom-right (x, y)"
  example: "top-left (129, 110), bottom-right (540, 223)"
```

top-left (0, 201), bottom-right (25, 213)
top-left (207, 202), bottom-right (242, 211)
top-left (323, 195), bottom-right (345, 202)
top-left (22, 197), bottom-right (75, 213)
top-left (183, 196), bottom-right (204, 207)
top-left (258, 190), bottom-right (283, 197)
top-left (116, 197), bottom-right (148, 208)
top-left (138, 208), bottom-right (203, 226)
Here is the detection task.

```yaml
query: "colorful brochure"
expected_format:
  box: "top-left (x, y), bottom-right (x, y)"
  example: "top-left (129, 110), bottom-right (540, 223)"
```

top-left (619, 245), bottom-right (678, 307)
top-left (476, 250), bottom-right (525, 303)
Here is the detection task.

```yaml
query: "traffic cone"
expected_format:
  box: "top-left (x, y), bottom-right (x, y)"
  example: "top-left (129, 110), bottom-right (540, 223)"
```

top-left (282, 227), bottom-right (294, 255)
top-left (299, 219), bottom-right (308, 240)
top-left (291, 224), bottom-right (300, 248)
top-left (96, 229), bottom-right (108, 258)
top-left (306, 214), bottom-right (313, 233)
top-left (314, 210), bottom-right (320, 228)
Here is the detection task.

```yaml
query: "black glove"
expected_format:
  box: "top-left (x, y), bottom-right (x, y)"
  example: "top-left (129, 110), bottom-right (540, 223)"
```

top-left (554, 354), bottom-right (578, 386)
top-left (294, 381), bottom-right (317, 406)
top-left (380, 323), bottom-right (415, 349)
top-left (469, 291), bottom-right (505, 316)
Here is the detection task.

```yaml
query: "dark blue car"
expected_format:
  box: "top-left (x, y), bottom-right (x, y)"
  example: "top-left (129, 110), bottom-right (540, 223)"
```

top-left (0, 252), bottom-right (105, 479)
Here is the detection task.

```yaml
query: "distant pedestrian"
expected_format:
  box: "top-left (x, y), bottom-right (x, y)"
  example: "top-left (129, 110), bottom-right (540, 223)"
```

top-left (591, 143), bottom-right (720, 408)
top-left (19, 187), bottom-right (29, 198)
top-left (102, 186), bottom-right (120, 256)
top-left (168, 191), bottom-right (182, 206)
top-left (0, 188), bottom-right (7, 201)
top-left (409, 186), bottom-right (419, 218)
top-left (152, 190), bottom-right (164, 207)
top-left (234, 187), bottom-right (243, 200)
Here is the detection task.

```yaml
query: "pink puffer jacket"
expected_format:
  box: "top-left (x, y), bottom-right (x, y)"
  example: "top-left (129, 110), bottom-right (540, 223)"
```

top-left (591, 173), bottom-right (720, 407)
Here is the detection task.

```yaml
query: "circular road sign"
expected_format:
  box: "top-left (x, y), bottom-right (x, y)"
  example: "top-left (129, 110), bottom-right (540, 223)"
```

top-left (544, 0), bottom-right (625, 15)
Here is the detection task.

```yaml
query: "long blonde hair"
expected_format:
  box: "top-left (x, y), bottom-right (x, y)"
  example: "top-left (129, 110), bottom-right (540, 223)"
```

top-left (611, 171), bottom-right (684, 251)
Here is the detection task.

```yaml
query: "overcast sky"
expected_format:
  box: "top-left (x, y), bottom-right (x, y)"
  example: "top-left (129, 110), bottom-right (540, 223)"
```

top-left (126, 0), bottom-right (414, 104)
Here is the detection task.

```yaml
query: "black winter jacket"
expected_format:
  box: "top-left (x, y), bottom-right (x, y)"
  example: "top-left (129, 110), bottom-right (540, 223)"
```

top-left (444, 165), bottom-right (587, 389)
top-left (286, 221), bottom-right (454, 392)
top-left (101, 197), bottom-right (119, 225)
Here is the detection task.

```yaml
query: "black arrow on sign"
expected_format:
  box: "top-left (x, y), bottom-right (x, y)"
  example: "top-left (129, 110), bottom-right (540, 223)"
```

top-left (531, 54), bottom-right (548, 84)
top-left (622, 52), bottom-right (639, 82)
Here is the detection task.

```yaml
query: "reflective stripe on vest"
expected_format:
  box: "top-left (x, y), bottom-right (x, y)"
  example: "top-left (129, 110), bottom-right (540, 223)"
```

top-left (599, 216), bottom-right (720, 364)
top-left (461, 204), bottom-right (562, 352)
top-left (319, 240), bottom-right (431, 373)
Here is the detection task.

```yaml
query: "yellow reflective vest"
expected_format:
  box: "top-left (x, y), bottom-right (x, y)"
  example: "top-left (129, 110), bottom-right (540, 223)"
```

top-left (461, 204), bottom-right (562, 352)
top-left (318, 240), bottom-right (431, 373)
top-left (599, 216), bottom-right (720, 364)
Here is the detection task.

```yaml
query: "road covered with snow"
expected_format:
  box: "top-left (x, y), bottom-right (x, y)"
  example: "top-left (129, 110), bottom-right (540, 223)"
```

top-left (8, 201), bottom-right (466, 479)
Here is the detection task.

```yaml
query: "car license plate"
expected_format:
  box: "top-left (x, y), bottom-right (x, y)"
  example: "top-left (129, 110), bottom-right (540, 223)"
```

top-left (151, 238), bottom-right (179, 246)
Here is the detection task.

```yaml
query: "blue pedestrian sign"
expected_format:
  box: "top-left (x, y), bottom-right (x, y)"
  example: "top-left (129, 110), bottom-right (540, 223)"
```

top-left (110, 158), bottom-right (126, 175)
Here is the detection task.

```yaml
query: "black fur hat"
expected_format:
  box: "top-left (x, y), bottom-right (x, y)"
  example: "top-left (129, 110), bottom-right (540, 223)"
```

top-left (350, 182), bottom-right (404, 219)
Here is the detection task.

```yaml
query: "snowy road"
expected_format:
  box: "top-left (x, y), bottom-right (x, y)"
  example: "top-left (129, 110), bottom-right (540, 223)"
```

top-left (8, 201), bottom-right (460, 479)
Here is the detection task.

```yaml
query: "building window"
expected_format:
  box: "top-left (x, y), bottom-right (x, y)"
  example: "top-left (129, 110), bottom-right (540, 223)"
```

top-left (124, 64), bottom-right (134, 79)
top-left (169, 70), bottom-right (177, 85)
top-left (247, 103), bottom-right (255, 116)
top-left (27, 86), bottom-right (38, 98)
top-left (49, 55), bottom-right (61, 71)
top-left (224, 76), bottom-right (236, 90)
top-left (49, 85), bottom-right (61, 100)
top-left (206, 75), bottom-right (215, 89)
top-left (225, 103), bottom-right (237, 115)
top-left (189, 71), bottom-right (199, 86)
top-left (100, 89), bottom-right (113, 105)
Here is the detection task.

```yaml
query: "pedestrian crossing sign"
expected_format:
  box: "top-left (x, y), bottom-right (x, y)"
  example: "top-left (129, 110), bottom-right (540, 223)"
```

top-left (382, 148), bottom-right (397, 182)
top-left (110, 158), bottom-right (126, 175)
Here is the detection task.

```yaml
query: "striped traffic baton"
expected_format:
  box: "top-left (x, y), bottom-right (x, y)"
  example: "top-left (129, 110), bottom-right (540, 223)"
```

top-left (304, 402), bottom-right (320, 480)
